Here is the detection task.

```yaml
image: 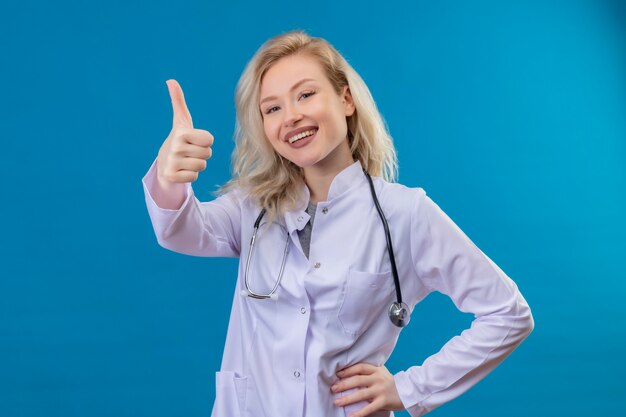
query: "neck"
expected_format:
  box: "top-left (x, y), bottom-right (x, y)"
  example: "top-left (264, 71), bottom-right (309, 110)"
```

top-left (303, 144), bottom-right (355, 204)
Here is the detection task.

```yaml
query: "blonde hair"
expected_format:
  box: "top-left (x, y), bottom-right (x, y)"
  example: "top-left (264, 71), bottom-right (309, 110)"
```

top-left (220, 30), bottom-right (397, 221)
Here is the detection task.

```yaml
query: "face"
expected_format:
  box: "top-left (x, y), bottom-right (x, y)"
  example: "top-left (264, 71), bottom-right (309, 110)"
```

top-left (259, 53), bottom-right (355, 173)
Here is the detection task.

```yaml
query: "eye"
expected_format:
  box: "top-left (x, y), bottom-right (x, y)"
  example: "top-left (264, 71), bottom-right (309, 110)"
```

top-left (265, 106), bottom-right (280, 115)
top-left (299, 90), bottom-right (316, 100)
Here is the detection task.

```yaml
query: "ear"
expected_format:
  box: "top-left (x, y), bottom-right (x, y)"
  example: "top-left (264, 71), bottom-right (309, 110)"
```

top-left (341, 85), bottom-right (356, 117)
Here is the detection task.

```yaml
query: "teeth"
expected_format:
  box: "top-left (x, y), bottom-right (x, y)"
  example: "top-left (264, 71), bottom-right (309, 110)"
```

top-left (288, 129), bottom-right (317, 144)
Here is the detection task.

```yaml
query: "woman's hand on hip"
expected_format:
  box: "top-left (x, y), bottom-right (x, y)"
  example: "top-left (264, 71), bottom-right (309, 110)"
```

top-left (331, 363), bottom-right (405, 417)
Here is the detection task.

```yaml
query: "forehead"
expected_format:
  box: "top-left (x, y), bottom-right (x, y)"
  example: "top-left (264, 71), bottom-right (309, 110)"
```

top-left (260, 54), bottom-right (328, 96)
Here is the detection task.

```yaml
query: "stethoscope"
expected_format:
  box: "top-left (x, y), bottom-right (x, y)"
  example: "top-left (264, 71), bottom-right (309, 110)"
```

top-left (241, 169), bottom-right (411, 328)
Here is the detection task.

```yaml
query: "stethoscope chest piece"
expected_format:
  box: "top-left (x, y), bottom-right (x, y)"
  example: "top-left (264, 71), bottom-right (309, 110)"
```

top-left (388, 302), bottom-right (410, 328)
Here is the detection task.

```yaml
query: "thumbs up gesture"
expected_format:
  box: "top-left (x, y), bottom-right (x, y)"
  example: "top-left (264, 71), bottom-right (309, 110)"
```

top-left (156, 80), bottom-right (214, 186)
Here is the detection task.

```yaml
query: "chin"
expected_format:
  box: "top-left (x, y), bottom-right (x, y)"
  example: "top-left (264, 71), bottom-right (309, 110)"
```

top-left (284, 154), bottom-right (321, 169)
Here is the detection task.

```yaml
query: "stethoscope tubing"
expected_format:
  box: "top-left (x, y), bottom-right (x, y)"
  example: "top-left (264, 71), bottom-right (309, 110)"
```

top-left (243, 170), bottom-right (410, 327)
top-left (244, 208), bottom-right (289, 300)
top-left (363, 170), bottom-right (404, 305)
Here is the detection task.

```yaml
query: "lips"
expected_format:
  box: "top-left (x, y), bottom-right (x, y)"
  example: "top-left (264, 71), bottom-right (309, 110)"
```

top-left (287, 129), bottom-right (317, 149)
top-left (284, 126), bottom-right (318, 143)
top-left (288, 129), bottom-right (318, 144)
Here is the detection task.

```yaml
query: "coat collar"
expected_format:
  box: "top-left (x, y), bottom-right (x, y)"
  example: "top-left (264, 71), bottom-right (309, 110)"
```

top-left (283, 160), bottom-right (366, 234)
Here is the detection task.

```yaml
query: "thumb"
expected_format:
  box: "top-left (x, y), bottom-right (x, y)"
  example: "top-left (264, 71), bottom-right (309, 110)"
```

top-left (166, 79), bottom-right (193, 129)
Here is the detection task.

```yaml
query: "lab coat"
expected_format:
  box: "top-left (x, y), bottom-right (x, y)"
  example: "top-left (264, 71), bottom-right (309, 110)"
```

top-left (141, 158), bottom-right (534, 417)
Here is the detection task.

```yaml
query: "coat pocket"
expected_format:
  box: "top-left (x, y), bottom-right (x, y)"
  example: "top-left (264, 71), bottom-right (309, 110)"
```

top-left (337, 269), bottom-right (395, 336)
top-left (211, 371), bottom-right (248, 417)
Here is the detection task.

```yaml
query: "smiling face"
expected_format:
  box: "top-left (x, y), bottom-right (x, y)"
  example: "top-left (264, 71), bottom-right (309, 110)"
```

top-left (259, 53), bottom-right (356, 174)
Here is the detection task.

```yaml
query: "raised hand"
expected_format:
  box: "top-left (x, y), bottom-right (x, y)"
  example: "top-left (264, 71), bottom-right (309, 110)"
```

top-left (156, 79), bottom-right (215, 186)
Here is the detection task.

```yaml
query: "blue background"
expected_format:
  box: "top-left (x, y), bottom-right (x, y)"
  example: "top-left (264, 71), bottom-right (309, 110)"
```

top-left (1, 0), bottom-right (625, 416)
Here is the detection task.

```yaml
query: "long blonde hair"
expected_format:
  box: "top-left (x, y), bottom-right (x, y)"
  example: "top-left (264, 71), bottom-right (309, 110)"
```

top-left (220, 30), bottom-right (397, 221)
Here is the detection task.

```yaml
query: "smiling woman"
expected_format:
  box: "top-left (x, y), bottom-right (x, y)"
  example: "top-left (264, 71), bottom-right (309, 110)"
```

top-left (221, 32), bottom-right (398, 223)
top-left (141, 30), bottom-right (534, 417)
top-left (258, 54), bottom-right (356, 199)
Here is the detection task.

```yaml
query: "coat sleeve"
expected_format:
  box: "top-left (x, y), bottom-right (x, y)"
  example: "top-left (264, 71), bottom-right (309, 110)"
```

top-left (393, 188), bottom-right (534, 416)
top-left (141, 157), bottom-right (242, 258)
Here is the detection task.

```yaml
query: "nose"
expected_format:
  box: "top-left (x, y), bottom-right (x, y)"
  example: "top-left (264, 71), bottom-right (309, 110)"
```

top-left (282, 103), bottom-right (303, 127)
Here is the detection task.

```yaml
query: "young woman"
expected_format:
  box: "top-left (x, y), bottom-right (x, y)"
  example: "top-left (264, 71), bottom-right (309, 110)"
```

top-left (142, 30), bottom-right (534, 417)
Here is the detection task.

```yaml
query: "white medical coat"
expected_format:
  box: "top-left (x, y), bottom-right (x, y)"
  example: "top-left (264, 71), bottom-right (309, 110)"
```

top-left (142, 158), bottom-right (534, 417)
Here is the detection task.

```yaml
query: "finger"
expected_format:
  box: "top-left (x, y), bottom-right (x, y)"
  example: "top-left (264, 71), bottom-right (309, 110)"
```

top-left (166, 79), bottom-right (193, 129)
top-left (337, 363), bottom-right (377, 378)
top-left (181, 129), bottom-right (214, 147)
top-left (177, 157), bottom-right (208, 172)
top-left (172, 142), bottom-right (213, 160)
top-left (170, 169), bottom-right (199, 183)
top-left (332, 375), bottom-right (370, 393)
top-left (186, 144), bottom-right (213, 160)
top-left (348, 398), bottom-right (385, 417)
top-left (335, 386), bottom-right (373, 407)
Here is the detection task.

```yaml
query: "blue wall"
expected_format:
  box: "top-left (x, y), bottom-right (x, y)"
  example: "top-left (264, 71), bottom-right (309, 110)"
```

top-left (1, 1), bottom-right (625, 416)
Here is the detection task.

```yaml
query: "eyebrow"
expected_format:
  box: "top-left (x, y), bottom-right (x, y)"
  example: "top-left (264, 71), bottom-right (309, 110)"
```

top-left (259, 78), bottom-right (317, 106)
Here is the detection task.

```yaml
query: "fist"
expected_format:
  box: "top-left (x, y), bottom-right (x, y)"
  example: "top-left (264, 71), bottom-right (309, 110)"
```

top-left (157, 79), bottom-right (214, 185)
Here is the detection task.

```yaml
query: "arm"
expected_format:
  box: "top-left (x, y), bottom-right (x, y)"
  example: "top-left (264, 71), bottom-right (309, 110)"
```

top-left (141, 157), bottom-right (242, 258)
top-left (393, 188), bottom-right (534, 416)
